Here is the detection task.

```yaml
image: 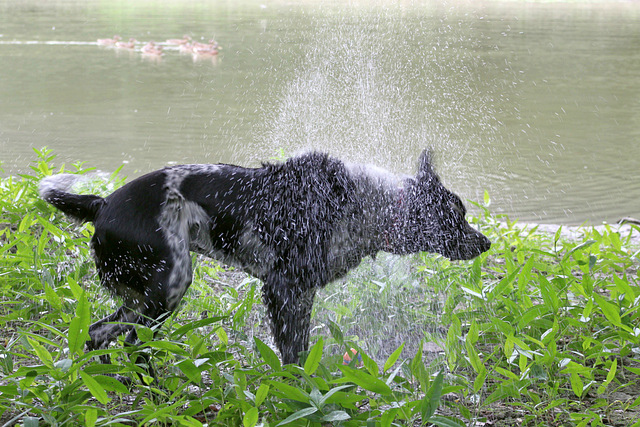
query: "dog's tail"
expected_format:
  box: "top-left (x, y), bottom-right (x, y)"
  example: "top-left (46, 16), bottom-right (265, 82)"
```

top-left (39, 174), bottom-right (105, 223)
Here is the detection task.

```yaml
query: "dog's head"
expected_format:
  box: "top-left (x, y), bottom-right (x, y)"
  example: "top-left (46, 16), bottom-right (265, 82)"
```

top-left (394, 149), bottom-right (491, 260)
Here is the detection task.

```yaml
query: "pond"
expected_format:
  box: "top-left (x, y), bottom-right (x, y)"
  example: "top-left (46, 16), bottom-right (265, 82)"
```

top-left (1, 0), bottom-right (639, 225)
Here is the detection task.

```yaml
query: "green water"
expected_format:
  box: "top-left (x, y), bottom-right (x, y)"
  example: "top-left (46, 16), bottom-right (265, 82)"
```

top-left (1, 0), bottom-right (639, 224)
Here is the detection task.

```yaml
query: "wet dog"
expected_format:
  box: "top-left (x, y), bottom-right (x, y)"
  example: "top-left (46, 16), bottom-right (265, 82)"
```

top-left (40, 150), bottom-right (490, 366)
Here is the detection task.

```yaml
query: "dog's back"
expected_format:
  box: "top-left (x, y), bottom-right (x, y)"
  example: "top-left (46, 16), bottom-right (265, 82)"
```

top-left (175, 153), bottom-right (377, 286)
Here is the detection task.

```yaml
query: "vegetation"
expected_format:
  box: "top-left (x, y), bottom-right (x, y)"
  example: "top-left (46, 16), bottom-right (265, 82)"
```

top-left (1, 148), bottom-right (639, 426)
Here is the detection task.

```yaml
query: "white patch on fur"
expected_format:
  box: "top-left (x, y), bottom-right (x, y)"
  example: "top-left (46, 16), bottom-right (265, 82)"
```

top-left (38, 174), bottom-right (82, 199)
top-left (325, 161), bottom-right (407, 277)
top-left (39, 172), bottom-right (114, 201)
top-left (344, 161), bottom-right (408, 191)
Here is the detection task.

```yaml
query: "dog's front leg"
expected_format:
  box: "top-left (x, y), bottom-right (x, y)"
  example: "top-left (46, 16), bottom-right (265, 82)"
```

top-left (262, 279), bottom-right (316, 365)
top-left (87, 305), bottom-right (140, 360)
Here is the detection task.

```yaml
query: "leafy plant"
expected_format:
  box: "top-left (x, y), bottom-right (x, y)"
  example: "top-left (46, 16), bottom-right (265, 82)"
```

top-left (1, 150), bottom-right (639, 426)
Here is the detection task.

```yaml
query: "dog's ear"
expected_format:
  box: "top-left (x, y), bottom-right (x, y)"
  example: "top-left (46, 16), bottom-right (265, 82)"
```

top-left (417, 148), bottom-right (439, 183)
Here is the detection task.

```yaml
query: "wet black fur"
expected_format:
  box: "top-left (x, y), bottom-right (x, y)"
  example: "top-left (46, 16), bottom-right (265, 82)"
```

top-left (39, 150), bottom-right (490, 369)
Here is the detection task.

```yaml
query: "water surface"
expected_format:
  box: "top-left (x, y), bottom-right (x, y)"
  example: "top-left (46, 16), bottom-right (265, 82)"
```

top-left (1, 0), bottom-right (639, 224)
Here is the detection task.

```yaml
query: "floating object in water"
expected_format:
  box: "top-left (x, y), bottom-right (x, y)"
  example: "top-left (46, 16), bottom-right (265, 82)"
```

top-left (97, 35), bottom-right (121, 46)
top-left (179, 42), bottom-right (194, 54)
top-left (342, 348), bottom-right (362, 366)
top-left (115, 38), bottom-right (136, 49)
top-left (141, 41), bottom-right (163, 56)
top-left (191, 39), bottom-right (219, 57)
top-left (192, 45), bottom-right (218, 57)
top-left (166, 35), bottom-right (191, 45)
top-left (192, 39), bottom-right (219, 50)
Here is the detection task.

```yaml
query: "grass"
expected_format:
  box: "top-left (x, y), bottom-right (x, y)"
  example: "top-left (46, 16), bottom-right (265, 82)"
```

top-left (0, 147), bottom-right (639, 426)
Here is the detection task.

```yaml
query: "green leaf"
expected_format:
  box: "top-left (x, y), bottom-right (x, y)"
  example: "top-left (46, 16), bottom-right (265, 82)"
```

top-left (321, 410), bottom-right (350, 422)
top-left (37, 214), bottom-right (64, 239)
top-left (84, 408), bottom-right (98, 427)
top-left (430, 415), bottom-right (467, 426)
top-left (597, 358), bottom-right (617, 394)
top-left (473, 368), bottom-right (487, 393)
top-left (625, 366), bottom-right (640, 376)
top-left (563, 239), bottom-right (596, 261)
top-left (582, 299), bottom-right (594, 319)
top-left (19, 212), bottom-right (34, 233)
top-left (275, 407), bottom-right (318, 426)
top-left (541, 318), bottom-right (559, 345)
top-left (411, 340), bottom-right (430, 392)
top-left (269, 380), bottom-right (311, 403)
top-left (27, 337), bottom-right (53, 368)
top-left (144, 341), bottom-right (189, 356)
top-left (44, 283), bottom-right (61, 311)
top-left (67, 276), bottom-right (84, 301)
top-left (94, 375), bottom-right (129, 394)
top-left (137, 326), bottom-right (154, 343)
top-left (337, 365), bottom-right (392, 395)
top-left (80, 371), bottom-right (110, 404)
top-left (518, 305), bottom-right (549, 330)
top-left (570, 373), bottom-right (584, 398)
top-left (243, 407), bottom-right (259, 427)
top-left (560, 360), bottom-right (589, 375)
top-left (484, 384), bottom-right (510, 406)
top-left (68, 291), bottom-right (90, 355)
top-left (381, 408), bottom-right (399, 427)
top-left (327, 320), bottom-right (344, 346)
top-left (318, 385), bottom-right (353, 408)
top-left (383, 342), bottom-right (404, 373)
top-left (360, 349), bottom-right (379, 376)
top-left (255, 383), bottom-right (270, 407)
top-left (614, 274), bottom-right (636, 302)
top-left (177, 359), bottom-right (202, 383)
top-left (172, 316), bottom-right (226, 338)
top-left (554, 226), bottom-right (562, 246)
top-left (490, 266), bottom-right (521, 299)
top-left (23, 417), bottom-right (40, 427)
top-left (495, 366), bottom-right (519, 380)
top-left (216, 327), bottom-right (229, 345)
top-left (139, 398), bottom-right (188, 425)
top-left (539, 274), bottom-right (560, 313)
top-left (255, 337), bottom-right (282, 371)
top-left (465, 340), bottom-right (484, 375)
top-left (304, 337), bottom-right (323, 375)
top-left (421, 371), bottom-right (444, 422)
top-left (593, 294), bottom-right (623, 327)
top-left (466, 319), bottom-right (479, 346)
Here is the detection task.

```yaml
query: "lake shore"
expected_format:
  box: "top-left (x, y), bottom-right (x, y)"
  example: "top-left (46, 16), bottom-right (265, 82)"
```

top-left (513, 221), bottom-right (640, 247)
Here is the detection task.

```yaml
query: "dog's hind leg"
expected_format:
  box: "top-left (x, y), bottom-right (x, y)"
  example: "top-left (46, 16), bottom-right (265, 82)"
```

top-left (118, 253), bottom-right (193, 382)
top-left (262, 279), bottom-right (317, 365)
top-left (86, 249), bottom-right (193, 383)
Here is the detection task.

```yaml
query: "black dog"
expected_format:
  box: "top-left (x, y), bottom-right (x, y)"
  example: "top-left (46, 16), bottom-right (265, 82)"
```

top-left (40, 150), bottom-right (490, 366)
